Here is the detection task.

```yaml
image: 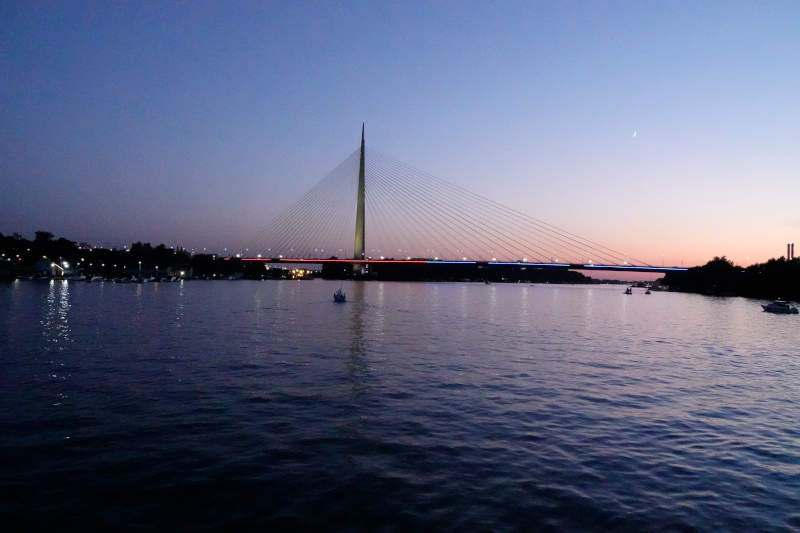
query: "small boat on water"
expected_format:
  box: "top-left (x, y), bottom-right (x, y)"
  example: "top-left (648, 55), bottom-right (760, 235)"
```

top-left (333, 287), bottom-right (346, 303)
top-left (645, 289), bottom-right (652, 295)
top-left (624, 287), bottom-right (633, 295)
top-left (762, 300), bottom-right (798, 314)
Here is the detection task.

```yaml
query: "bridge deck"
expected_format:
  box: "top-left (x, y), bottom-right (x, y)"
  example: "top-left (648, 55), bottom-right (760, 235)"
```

top-left (233, 257), bottom-right (689, 274)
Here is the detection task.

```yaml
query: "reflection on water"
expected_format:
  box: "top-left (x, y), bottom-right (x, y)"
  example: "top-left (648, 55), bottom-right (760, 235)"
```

top-left (346, 282), bottom-right (369, 398)
top-left (40, 280), bottom-right (72, 353)
top-left (487, 284), bottom-right (497, 323)
top-left (39, 280), bottom-right (72, 406)
top-left (175, 280), bottom-right (185, 328)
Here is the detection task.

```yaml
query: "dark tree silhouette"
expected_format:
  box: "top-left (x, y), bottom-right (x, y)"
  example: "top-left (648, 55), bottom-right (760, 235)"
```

top-left (34, 231), bottom-right (54, 242)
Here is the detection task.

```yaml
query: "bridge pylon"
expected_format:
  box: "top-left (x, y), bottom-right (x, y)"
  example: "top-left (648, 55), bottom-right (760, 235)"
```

top-left (353, 123), bottom-right (366, 273)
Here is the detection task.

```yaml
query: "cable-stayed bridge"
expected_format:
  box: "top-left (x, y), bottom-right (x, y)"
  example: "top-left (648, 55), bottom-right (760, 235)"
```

top-left (245, 125), bottom-right (688, 274)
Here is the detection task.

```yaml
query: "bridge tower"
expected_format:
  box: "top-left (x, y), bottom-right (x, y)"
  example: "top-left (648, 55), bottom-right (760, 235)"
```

top-left (353, 123), bottom-right (366, 266)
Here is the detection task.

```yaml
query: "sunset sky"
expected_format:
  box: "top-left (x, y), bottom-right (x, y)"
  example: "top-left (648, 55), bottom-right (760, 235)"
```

top-left (2, 1), bottom-right (798, 267)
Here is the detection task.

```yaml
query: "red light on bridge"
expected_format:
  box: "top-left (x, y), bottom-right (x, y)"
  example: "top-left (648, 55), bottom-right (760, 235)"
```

top-left (239, 257), bottom-right (428, 264)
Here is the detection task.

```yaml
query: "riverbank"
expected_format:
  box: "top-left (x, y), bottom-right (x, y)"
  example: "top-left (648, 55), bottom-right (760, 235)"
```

top-left (662, 256), bottom-right (800, 302)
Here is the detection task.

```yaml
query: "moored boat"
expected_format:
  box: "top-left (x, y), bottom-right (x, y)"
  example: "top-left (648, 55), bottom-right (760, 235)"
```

top-left (762, 300), bottom-right (798, 314)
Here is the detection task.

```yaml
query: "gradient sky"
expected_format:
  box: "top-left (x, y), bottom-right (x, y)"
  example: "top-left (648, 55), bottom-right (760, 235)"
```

top-left (2, 1), bottom-right (798, 266)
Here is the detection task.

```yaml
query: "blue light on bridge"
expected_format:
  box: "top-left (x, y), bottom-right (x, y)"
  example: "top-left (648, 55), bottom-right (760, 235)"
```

top-left (488, 262), bottom-right (570, 268)
top-left (581, 264), bottom-right (688, 272)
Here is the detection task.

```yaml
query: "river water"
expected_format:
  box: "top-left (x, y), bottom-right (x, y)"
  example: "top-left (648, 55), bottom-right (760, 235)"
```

top-left (1, 280), bottom-right (799, 531)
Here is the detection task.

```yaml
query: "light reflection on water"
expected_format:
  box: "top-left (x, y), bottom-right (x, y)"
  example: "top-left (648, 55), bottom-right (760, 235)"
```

top-left (0, 280), bottom-right (799, 531)
top-left (41, 280), bottom-right (72, 353)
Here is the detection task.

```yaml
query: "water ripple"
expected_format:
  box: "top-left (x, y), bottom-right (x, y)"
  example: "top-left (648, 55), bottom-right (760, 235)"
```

top-left (1, 281), bottom-right (799, 530)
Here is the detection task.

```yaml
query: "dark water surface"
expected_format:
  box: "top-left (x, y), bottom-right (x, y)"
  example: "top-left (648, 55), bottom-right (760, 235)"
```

top-left (2, 280), bottom-right (799, 531)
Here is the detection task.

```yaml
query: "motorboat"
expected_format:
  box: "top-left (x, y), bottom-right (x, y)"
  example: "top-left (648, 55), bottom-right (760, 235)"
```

top-left (645, 289), bottom-right (651, 295)
top-left (333, 287), bottom-right (346, 303)
top-left (624, 287), bottom-right (633, 295)
top-left (762, 300), bottom-right (798, 314)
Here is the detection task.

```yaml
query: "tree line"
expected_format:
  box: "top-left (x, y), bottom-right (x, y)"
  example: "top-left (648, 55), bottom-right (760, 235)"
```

top-left (662, 256), bottom-right (800, 301)
top-left (0, 230), bottom-right (278, 279)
